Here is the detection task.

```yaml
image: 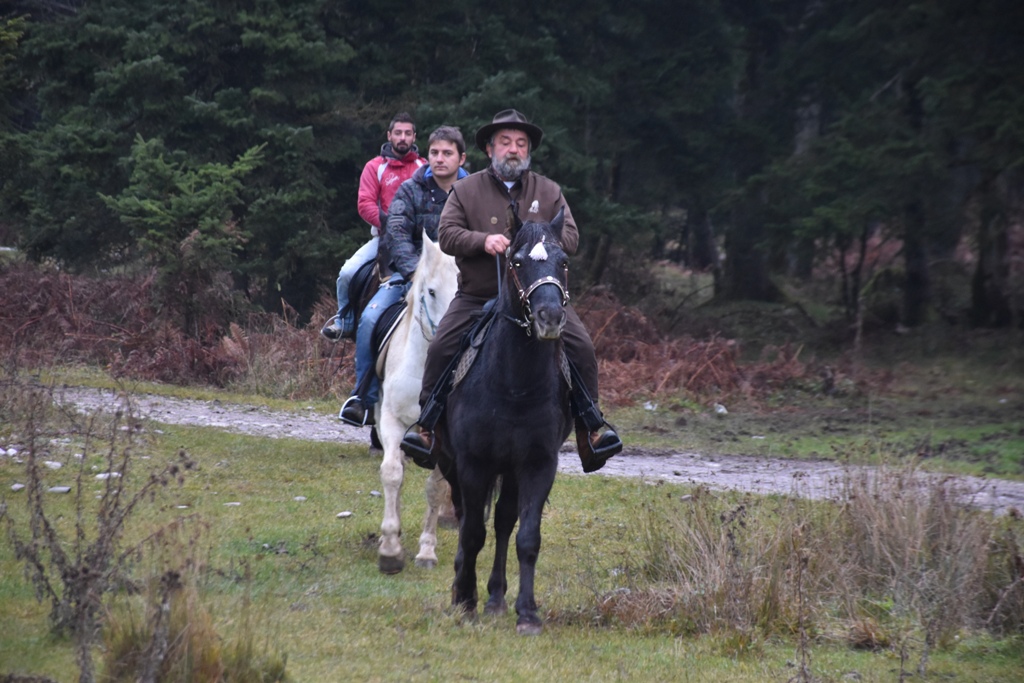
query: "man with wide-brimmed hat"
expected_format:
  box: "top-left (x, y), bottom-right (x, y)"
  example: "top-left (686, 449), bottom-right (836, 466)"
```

top-left (400, 109), bottom-right (622, 472)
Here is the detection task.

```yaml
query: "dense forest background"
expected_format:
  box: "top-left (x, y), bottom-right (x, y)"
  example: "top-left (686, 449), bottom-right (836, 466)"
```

top-left (1, 0), bottom-right (1022, 335)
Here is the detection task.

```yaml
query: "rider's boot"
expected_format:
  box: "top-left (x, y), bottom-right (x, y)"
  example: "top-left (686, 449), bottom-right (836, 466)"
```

top-left (575, 417), bottom-right (622, 473)
top-left (569, 361), bottom-right (623, 473)
top-left (321, 312), bottom-right (355, 341)
top-left (400, 425), bottom-right (435, 469)
top-left (339, 395), bottom-right (375, 427)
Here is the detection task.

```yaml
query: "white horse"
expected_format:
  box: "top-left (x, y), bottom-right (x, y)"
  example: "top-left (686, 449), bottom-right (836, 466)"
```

top-left (373, 236), bottom-right (458, 574)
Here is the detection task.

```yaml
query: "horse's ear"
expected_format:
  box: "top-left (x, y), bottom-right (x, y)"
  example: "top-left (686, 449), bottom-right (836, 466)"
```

top-left (423, 235), bottom-right (440, 260)
top-left (550, 207), bottom-right (565, 242)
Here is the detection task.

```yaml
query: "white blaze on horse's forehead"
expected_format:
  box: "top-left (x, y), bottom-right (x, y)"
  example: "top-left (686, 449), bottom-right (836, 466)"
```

top-left (529, 236), bottom-right (548, 261)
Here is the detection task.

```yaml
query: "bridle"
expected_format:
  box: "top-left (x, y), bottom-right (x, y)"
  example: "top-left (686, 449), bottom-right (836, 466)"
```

top-left (501, 244), bottom-right (570, 336)
top-left (417, 288), bottom-right (443, 341)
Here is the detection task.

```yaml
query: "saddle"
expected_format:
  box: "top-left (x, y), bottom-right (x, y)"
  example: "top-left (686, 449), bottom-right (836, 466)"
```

top-left (348, 259), bottom-right (407, 394)
top-left (371, 301), bottom-right (406, 367)
top-left (451, 309), bottom-right (497, 388)
top-left (452, 302), bottom-right (572, 390)
top-left (348, 258), bottom-right (382, 336)
top-left (418, 301), bottom-right (572, 432)
top-left (349, 257), bottom-right (402, 336)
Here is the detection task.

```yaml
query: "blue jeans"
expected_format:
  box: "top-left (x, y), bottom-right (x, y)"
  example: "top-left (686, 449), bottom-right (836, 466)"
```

top-left (335, 236), bottom-right (379, 326)
top-left (353, 272), bottom-right (409, 408)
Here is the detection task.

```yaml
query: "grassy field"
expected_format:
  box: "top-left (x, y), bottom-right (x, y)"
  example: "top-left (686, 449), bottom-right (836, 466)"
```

top-left (2, 265), bottom-right (1023, 681)
top-left (3, 400), bottom-right (1024, 682)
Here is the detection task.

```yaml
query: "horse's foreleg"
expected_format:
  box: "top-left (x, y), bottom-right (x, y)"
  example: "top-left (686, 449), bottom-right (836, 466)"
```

top-left (414, 467), bottom-right (449, 568)
top-left (378, 442), bottom-right (406, 574)
top-left (452, 474), bottom-right (488, 617)
top-left (485, 476), bottom-right (518, 616)
top-left (513, 461), bottom-right (557, 635)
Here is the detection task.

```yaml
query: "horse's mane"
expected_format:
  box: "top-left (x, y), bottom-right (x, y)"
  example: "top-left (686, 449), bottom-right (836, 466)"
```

top-left (511, 220), bottom-right (561, 253)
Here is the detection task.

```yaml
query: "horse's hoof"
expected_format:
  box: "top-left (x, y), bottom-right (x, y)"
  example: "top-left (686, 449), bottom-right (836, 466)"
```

top-left (484, 598), bottom-right (508, 616)
top-left (414, 557), bottom-right (437, 569)
top-left (378, 553), bottom-right (405, 574)
top-left (516, 619), bottom-right (543, 636)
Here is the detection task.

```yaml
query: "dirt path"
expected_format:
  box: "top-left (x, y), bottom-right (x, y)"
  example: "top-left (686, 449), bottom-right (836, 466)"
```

top-left (58, 386), bottom-right (1024, 515)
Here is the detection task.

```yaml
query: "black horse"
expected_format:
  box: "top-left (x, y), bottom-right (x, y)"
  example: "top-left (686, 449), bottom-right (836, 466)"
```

top-left (436, 210), bottom-right (574, 636)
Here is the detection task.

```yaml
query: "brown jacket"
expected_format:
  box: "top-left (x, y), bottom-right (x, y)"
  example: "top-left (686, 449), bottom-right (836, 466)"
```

top-left (438, 167), bottom-right (579, 299)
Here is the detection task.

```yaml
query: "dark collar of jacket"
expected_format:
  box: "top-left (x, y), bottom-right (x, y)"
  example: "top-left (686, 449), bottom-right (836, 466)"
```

top-left (380, 142), bottom-right (422, 163)
top-left (421, 165), bottom-right (469, 204)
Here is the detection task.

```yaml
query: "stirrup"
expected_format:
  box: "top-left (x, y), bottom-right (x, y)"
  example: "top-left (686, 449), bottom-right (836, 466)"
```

top-left (591, 427), bottom-right (622, 459)
top-left (400, 426), bottom-right (434, 469)
top-left (339, 396), bottom-right (373, 427)
top-left (576, 421), bottom-right (622, 474)
top-left (321, 313), bottom-right (355, 341)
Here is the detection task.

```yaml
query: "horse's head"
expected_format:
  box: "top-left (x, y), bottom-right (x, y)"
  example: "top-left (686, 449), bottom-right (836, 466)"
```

top-left (409, 235), bottom-right (458, 340)
top-left (506, 208), bottom-right (569, 340)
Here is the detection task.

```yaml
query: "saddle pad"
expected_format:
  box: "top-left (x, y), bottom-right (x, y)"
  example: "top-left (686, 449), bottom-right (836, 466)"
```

top-left (450, 309), bottom-right (573, 389)
top-left (372, 300), bottom-right (407, 366)
top-left (349, 259), bottom-right (380, 336)
top-left (450, 315), bottom-right (572, 390)
top-left (452, 315), bottom-right (494, 388)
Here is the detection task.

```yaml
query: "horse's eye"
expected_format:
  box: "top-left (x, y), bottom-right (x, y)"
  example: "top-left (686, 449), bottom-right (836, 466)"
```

top-left (512, 260), bottom-right (522, 269)
top-left (428, 288), bottom-right (436, 297)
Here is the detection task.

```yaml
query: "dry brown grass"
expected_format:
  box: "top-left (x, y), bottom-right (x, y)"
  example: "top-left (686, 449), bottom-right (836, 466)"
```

top-left (605, 467), bottom-right (1024, 674)
top-left (0, 262), bottom-right (352, 400)
top-left (102, 566), bottom-right (288, 683)
top-left (575, 288), bottom-right (870, 406)
top-left (1, 261), bottom-right (842, 405)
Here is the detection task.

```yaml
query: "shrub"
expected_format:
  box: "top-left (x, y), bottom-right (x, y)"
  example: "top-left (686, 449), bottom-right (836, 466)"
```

top-left (617, 466), bottom-right (1024, 675)
top-left (1, 373), bottom-right (196, 681)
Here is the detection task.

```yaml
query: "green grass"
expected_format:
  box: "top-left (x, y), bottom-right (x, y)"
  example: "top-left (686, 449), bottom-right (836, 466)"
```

top-left (3, 419), bottom-right (1024, 682)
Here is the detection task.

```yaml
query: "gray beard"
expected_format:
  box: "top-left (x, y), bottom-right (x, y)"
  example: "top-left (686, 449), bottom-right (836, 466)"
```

top-left (492, 153), bottom-right (530, 181)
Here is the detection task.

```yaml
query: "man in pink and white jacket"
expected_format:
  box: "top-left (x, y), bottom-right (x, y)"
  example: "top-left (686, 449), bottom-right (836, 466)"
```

top-left (322, 112), bottom-right (426, 340)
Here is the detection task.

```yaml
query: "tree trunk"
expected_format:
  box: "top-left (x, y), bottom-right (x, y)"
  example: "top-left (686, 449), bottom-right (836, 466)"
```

top-left (902, 201), bottom-right (931, 327)
top-left (970, 187), bottom-right (1012, 327)
top-left (787, 237), bottom-right (815, 281)
top-left (689, 206), bottom-right (719, 271)
top-left (722, 202), bottom-right (780, 301)
top-left (788, 97), bottom-right (819, 282)
top-left (586, 232), bottom-right (612, 287)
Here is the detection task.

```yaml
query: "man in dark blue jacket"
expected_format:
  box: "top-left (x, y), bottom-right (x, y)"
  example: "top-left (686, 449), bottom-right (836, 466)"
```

top-left (339, 126), bottom-right (468, 426)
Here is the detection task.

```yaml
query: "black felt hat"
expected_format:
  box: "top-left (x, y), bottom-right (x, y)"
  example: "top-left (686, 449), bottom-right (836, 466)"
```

top-left (474, 109), bottom-right (544, 152)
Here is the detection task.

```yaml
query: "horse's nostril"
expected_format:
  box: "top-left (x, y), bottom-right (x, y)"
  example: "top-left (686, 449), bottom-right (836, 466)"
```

top-left (537, 307), bottom-right (563, 324)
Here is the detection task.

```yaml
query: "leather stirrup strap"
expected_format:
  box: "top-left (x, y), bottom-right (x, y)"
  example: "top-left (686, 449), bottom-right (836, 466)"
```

top-left (567, 359), bottom-right (604, 431)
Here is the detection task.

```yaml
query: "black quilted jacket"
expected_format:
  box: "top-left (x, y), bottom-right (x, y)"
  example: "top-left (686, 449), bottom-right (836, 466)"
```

top-left (383, 165), bottom-right (464, 280)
